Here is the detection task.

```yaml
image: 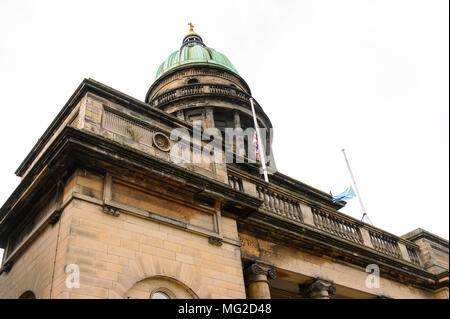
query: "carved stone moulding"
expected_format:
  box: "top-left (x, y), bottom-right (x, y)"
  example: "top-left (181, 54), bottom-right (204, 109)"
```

top-left (299, 278), bottom-right (337, 299)
top-left (153, 132), bottom-right (171, 152)
top-left (208, 236), bottom-right (223, 246)
top-left (0, 260), bottom-right (13, 275)
top-left (103, 204), bottom-right (120, 217)
top-left (244, 263), bottom-right (277, 280)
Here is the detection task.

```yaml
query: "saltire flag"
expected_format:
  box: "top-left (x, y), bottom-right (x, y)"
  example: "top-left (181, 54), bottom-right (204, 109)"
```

top-left (253, 131), bottom-right (260, 161)
top-left (332, 186), bottom-right (356, 203)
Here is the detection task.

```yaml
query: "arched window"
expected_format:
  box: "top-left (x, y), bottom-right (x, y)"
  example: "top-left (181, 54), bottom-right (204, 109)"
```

top-left (18, 291), bottom-right (36, 299)
top-left (151, 291), bottom-right (171, 299)
top-left (149, 286), bottom-right (176, 299)
top-left (126, 276), bottom-right (198, 299)
top-left (187, 78), bottom-right (199, 84)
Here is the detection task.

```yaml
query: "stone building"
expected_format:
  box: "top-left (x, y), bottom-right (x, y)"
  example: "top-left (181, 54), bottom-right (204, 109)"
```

top-left (0, 26), bottom-right (448, 299)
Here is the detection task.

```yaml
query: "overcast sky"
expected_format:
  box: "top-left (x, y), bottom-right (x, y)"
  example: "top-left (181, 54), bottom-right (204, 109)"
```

top-left (0, 0), bottom-right (448, 262)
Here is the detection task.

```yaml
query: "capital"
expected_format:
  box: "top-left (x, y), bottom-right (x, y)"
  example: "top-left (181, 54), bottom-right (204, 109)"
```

top-left (300, 278), bottom-right (336, 299)
top-left (244, 263), bottom-right (277, 280)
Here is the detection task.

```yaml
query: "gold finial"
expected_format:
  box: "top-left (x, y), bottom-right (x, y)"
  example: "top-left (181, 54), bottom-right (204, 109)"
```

top-left (187, 22), bottom-right (196, 35)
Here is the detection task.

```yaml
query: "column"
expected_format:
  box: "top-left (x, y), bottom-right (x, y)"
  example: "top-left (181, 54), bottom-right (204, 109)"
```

top-left (244, 263), bottom-right (277, 299)
top-left (176, 110), bottom-right (185, 120)
top-left (300, 279), bottom-right (336, 299)
top-left (233, 110), bottom-right (245, 157)
top-left (234, 110), bottom-right (241, 129)
top-left (205, 107), bottom-right (215, 128)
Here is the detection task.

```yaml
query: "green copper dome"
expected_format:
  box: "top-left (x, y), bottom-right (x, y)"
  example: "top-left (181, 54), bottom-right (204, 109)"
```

top-left (155, 29), bottom-right (238, 80)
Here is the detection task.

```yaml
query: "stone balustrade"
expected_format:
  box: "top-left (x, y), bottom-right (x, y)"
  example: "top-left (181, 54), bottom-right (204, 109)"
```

top-left (151, 83), bottom-right (253, 107)
top-left (180, 85), bottom-right (204, 96)
top-left (228, 175), bottom-right (243, 192)
top-left (228, 173), bottom-right (422, 267)
top-left (311, 207), bottom-right (364, 245)
top-left (406, 245), bottom-right (421, 265)
top-left (369, 230), bottom-right (402, 258)
top-left (256, 185), bottom-right (303, 222)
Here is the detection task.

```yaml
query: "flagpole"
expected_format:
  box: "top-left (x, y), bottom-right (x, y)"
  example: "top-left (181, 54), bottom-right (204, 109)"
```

top-left (341, 149), bottom-right (371, 223)
top-left (250, 97), bottom-right (269, 183)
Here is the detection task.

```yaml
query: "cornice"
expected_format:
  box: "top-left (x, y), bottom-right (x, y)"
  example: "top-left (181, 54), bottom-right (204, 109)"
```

top-left (403, 229), bottom-right (449, 247)
top-left (227, 164), bottom-right (345, 211)
top-left (239, 215), bottom-right (444, 291)
top-left (15, 78), bottom-right (193, 177)
top-left (146, 63), bottom-right (252, 103)
top-left (2, 126), bottom-right (263, 245)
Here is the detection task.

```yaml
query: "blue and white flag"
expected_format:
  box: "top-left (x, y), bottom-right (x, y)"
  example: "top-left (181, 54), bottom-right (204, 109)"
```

top-left (332, 186), bottom-right (356, 203)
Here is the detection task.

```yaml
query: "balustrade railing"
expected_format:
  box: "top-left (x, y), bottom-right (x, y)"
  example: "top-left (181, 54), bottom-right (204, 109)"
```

top-left (311, 207), bottom-right (364, 244)
top-left (407, 246), bottom-right (421, 265)
top-left (151, 83), bottom-right (252, 107)
top-left (256, 185), bottom-right (303, 222)
top-left (209, 84), bottom-right (234, 95)
top-left (228, 175), bottom-right (243, 192)
top-left (227, 175), bottom-right (422, 266)
top-left (157, 90), bottom-right (177, 105)
top-left (369, 231), bottom-right (402, 258)
top-left (181, 85), bottom-right (204, 96)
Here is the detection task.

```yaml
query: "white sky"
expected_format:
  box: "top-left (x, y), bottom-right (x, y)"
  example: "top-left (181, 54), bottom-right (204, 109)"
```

top-left (0, 0), bottom-right (448, 262)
